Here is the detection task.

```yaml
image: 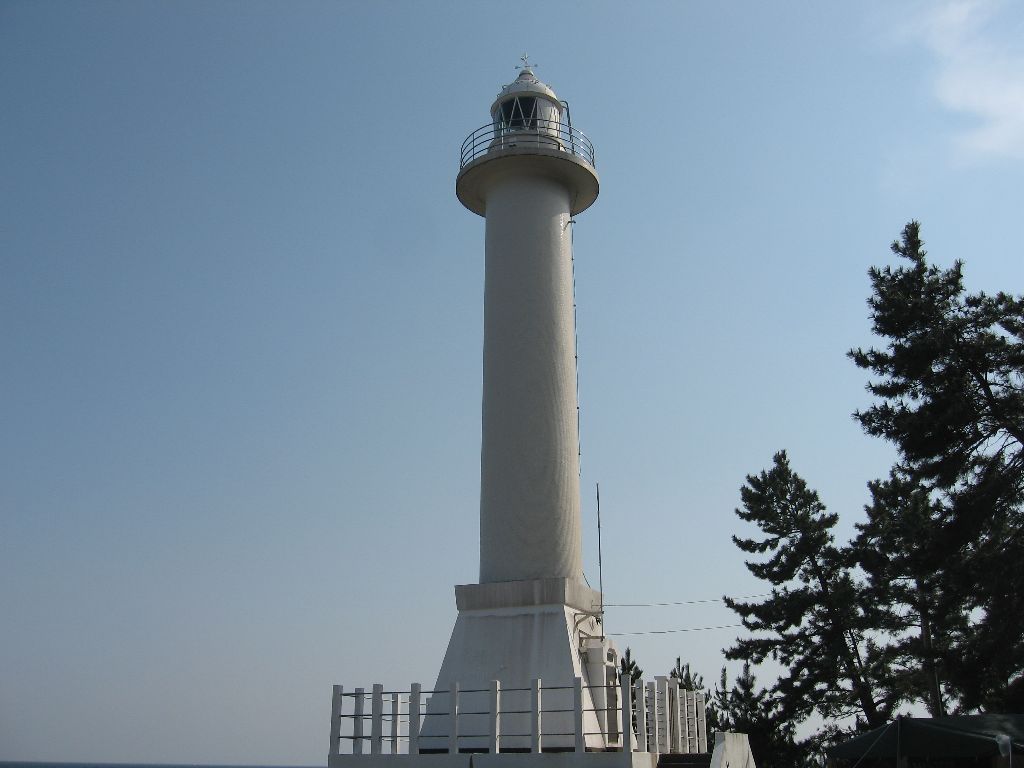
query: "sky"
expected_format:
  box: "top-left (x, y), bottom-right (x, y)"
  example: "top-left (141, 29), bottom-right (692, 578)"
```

top-left (2, 0), bottom-right (1023, 764)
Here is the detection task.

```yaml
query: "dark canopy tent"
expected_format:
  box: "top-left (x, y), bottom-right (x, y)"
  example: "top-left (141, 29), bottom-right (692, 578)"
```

top-left (829, 716), bottom-right (1024, 765)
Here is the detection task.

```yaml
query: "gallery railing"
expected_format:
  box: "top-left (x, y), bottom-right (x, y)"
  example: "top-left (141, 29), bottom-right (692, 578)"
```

top-left (459, 119), bottom-right (596, 170)
top-left (328, 675), bottom-right (706, 759)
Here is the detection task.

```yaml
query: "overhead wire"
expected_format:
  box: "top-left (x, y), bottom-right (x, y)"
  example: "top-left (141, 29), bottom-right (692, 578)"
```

top-left (608, 623), bottom-right (744, 637)
top-left (601, 594), bottom-right (767, 637)
top-left (604, 593), bottom-right (771, 607)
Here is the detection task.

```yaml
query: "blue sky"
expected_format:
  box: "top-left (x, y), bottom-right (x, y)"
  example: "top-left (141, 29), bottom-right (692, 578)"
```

top-left (2, 1), bottom-right (1023, 764)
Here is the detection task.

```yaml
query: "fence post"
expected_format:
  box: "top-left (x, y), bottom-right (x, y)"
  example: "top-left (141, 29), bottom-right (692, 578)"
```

top-left (634, 680), bottom-right (647, 752)
top-left (646, 681), bottom-right (659, 754)
top-left (672, 681), bottom-right (681, 754)
top-left (371, 684), bottom-right (384, 755)
top-left (531, 678), bottom-right (543, 753)
top-left (489, 680), bottom-right (501, 754)
top-left (574, 677), bottom-right (586, 753)
top-left (409, 683), bottom-right (421, 755)
top-left (695, 692), bottom-right (707, 753)
top-left (659, 679), bottom-right (675, 757)
top-left (680, 689), bottom-right (691, 754)
top-left (449, 682), bottom-right (460, 755)
top-left (688, 690), bottom-right (698, 753)
top-left (330, 685), bottom-right (343, 758)
top-left (620, 676), bottom-right (633, 755)
top-left (390, 692), bottom-right (399, 753)
top-left (353, 687), bottom-right (365, 755)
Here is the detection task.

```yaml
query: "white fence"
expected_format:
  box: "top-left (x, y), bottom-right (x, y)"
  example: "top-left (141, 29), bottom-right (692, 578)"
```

top-left (329, 677), bottom-right (707, 757)
top-left (644, 677), bottom-right (708, 755)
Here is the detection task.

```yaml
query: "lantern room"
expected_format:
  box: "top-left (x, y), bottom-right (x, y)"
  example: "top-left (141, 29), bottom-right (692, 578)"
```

top-left (490, 66), bottom-right (563, 133)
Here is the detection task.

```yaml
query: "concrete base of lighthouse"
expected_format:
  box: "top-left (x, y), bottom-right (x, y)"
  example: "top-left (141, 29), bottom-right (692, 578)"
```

top-left (419, 578), bottom-right (621, 752)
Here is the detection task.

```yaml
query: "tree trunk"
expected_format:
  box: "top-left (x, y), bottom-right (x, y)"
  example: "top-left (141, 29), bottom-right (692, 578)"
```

top-left (917, 583), bottom-right (946, 716)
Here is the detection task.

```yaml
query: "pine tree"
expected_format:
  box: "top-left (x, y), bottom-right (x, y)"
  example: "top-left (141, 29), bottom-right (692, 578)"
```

top-left (620, 646), bottom-right (643, 687)
top-left (619, 646), bottom-right (644, 735)
top-left (669, 657), bottom-right (705, 691)
top-left (853, 469), bottom-right (969, 715)
top-left (849, 221), bottom-right (1024, 710)
top-left (724, 451), bottom-right (894, 728)
top-left (714, 663), bottom-right (800, 768)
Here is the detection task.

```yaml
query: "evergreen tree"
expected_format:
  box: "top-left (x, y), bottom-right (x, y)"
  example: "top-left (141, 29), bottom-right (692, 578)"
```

top-left (724, 451), bottom-right (894, 728)
top-left (669, 656), bottom-right (705, 691)
top-left (620, 646), bottom-right (643, 687)
top-left (849, 221), bottom-right (1024, 710)
top-left (714, 663), bottom-right (801, 768)
top-left (619, 647), bottom-right (644, 734)
top-left (853, 469), bottom-right (969, 715)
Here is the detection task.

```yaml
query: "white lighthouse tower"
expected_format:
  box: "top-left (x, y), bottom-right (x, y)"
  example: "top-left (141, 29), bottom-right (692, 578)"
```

top-left (327, 62), bottom-right (716, 767)
top-left (419, 61), bottom-right (616, 750)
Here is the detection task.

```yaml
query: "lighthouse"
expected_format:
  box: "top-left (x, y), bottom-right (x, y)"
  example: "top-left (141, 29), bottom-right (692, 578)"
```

top-left (418, 61), bottom-right (618, 750)
top-left (327, 62), bottom-right (715, 765)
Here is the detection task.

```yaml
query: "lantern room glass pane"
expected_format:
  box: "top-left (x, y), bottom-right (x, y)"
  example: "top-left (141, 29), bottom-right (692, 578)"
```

top-left (499, 97), bottom-right (538, 130)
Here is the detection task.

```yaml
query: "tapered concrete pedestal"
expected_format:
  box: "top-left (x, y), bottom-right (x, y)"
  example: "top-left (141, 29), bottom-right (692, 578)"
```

top-left (420, 578), bottom-right (617, 751)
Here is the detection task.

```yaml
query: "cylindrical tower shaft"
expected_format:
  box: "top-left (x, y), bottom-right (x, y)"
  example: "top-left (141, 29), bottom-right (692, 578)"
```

top-left (479, 170), bottom-right (581, 583)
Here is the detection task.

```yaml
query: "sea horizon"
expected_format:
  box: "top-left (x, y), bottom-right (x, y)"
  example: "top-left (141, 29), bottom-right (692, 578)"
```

top-left (0, 762), bottom-right (321, 768)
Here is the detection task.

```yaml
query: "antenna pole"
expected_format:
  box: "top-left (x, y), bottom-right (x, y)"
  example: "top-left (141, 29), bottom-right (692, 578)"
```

top-left (596, 482), bottom-right (604, 637)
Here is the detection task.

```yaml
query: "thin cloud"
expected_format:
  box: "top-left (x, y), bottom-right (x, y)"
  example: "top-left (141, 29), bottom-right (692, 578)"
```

top-left (917, 0), bottom-right (1024, 160)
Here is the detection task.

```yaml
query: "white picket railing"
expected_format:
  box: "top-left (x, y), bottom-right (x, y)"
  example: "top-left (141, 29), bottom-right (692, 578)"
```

top-left (329, 676), bottom-right (707, 758)
top-left (646, 677), bottom-right (708, 755)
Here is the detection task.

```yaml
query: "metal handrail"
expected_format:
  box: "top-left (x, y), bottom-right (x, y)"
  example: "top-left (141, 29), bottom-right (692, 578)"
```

top-left (331, 677), bottom-right (690, 757)
top-left (459, 119), bottom-right (596, 170)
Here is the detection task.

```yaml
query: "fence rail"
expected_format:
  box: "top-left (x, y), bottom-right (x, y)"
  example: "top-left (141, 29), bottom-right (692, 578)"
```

top-left (329, 676), bottom-right (706, 759)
